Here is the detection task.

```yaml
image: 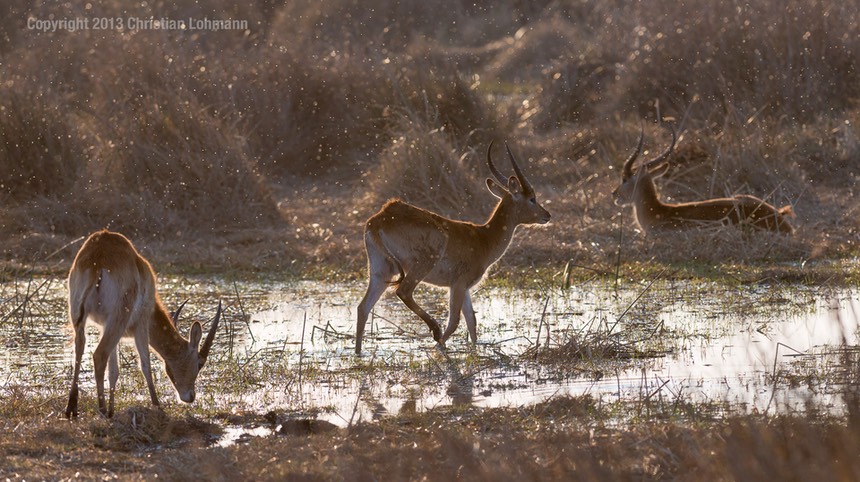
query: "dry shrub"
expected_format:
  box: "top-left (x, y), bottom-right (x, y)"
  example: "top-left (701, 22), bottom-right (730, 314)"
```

top-left (485, 15), bottom-right (582, 83)
top-left (273, 0), bottom-right (488, 54)
top-left (363, 111), bottom-right (489, 221)
top-left (525, 1), bottom-right (859, 128)
top-left (359, 57), bottom-right (500, 221)
top-left (90, 406), bottom-right (221, 451)
top-left (789, 112), bottom-right (860, 188)
top-left (83, 89), bottom-right (280, 238)
top-left (220, 48), bottom-right (389, 178)
top-left (532, 58), bottom-right (618, 129)
top-left (0, 16), bottom-right (284, 242)
top-left (626, 224), bottom-right (808, 265)
top-left (0, 86), bottom-right (84, 201)
top-left (606, 0), bottom-right (860, 123)
top-left (387, 56), bottom-right (498, 143)
top-left (656, 123), bottom-right (803, 203)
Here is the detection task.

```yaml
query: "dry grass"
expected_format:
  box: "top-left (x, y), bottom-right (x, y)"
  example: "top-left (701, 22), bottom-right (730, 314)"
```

top-left (2, 0), bottom-right (859, 271)
top-left (3, 391), bottom-right (860, 481)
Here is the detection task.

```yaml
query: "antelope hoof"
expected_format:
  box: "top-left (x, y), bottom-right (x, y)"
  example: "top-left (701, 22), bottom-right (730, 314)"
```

top-left (430, 325), bottom-right (442, 342)
top-left (65, 390), bottom-right (79, 419)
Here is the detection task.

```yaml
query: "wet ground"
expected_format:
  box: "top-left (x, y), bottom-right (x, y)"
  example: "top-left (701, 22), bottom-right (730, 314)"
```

top-left (1, 276), bottom-right (856, 444)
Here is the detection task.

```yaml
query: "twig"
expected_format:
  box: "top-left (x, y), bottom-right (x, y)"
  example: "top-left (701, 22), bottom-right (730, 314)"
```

top-left (232, 281), bottom-right (255, 343)
top-left (45, 235), bottom-right (86, 260)
top-left (612, 266), bottom-right (669, 329)
top-left (614, 210), bottom-right (623, 297)
top-left (765, 341), bottom-right (805, 415)
top-left (533, 297), bottom-right (550, 360)
top-left (1, 277), bottom-right (51, 327)
top-left (298, 312), bottom-right (307, 397)
top-left (348, 351), bottom-right (377, 429)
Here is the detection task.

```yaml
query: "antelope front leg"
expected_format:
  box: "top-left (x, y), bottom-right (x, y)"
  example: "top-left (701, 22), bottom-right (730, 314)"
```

top-left (134, 333), bottom-right (160, 408)
top-left (439, 287), bottom-right (466, 346)
top-left (356, 273), bottom-right (390, 354)
top-left (462, 292), bottom-right (478, 345)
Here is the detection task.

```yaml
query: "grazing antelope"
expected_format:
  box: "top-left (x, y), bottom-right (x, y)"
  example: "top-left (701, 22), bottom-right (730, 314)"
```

top-left (355, 142), bottom-right (551, 354)
top-left (612, 127), bottom-right (795, 234)
top-left (65, 230), bottom-right (221, 418)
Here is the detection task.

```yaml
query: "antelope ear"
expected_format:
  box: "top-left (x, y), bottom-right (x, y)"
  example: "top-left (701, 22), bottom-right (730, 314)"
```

top-left (507, 175), bottom-right (523, 195)
top-left (649, 162), bottom-right (670, 178)
top-left (189, 321), bottom-right (203, 348)
top-left (486, 178), bottom-right (507, 199)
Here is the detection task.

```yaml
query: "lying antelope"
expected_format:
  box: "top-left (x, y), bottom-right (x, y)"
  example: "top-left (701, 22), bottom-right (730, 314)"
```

top-left (355, 142), bottom-right (551, 354)
top-left (612, 127), bottom-right (795, 234)
top-left (65, 230), bottom-right (221, 418)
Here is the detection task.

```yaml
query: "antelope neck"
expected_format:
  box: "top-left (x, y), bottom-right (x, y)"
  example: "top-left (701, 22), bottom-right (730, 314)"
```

top-left (148, 304), bottom-right (188, 359)
top-left (634, 177), bottom-right (670, 220)
top-left (480, 196), bottom-right (519, 256)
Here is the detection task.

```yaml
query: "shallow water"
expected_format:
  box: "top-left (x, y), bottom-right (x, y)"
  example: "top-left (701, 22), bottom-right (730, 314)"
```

top-left (1, 277), bottom-right (856, 428)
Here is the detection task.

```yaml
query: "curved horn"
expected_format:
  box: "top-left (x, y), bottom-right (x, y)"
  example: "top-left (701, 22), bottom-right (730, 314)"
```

top-left (645, 124), bottom-right (676, 169)
top-left (198, 300), bottom-right (221, 366)
top-left (623, 128), bottom-right (645, 179)
top-left (170, 299), bottom-right (189, 326)
top-left (486, 140), bottom-right (508, 185)
top-left (504, 141), bottom-right (534, 194)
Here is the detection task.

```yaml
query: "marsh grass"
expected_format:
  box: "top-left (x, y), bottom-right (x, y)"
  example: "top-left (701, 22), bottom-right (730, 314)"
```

top-left (528, 313), bottom-right (672, 369)
top-left (4, 276), bottom-right (860, 479)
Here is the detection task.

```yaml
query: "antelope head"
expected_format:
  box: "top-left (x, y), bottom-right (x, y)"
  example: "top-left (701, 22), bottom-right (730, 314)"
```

top-left (485, 141), bottom-right (551, 225)
top-left (612, 126), bottom-right (676, 206)
top-left (163, 300), bottom-right (222, 403)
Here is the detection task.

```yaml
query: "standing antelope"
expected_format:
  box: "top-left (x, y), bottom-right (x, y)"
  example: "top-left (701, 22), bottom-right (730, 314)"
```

top-left (355, 142), bottom-right (551, 354)
top-left (612, 126), bottom-right (795, 234)
top-left (65, 230), bottom-right (221, 418)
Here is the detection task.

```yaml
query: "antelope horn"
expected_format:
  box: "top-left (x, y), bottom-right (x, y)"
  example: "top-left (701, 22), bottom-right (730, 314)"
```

top-left (198, 300), bottom-right (221, 366)
top-left (504, 141), bottom-right (534, 194)
top-left (623, 128), bottom-right (645, 179)
top-left (645, 124), bottom-right (677, 169)
top-left (170, 299), bottom-right (189, 326)
top-left (486, 140), bottom-right (508, 186)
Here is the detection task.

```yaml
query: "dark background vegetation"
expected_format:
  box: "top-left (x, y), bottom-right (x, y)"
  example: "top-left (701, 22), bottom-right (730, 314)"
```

top-left (1, 0), bottom-right (858, 274)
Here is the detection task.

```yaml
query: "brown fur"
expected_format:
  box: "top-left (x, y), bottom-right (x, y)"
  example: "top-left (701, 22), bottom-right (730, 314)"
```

top-left (355, 144), bottom-right (551, 353)
top-left (65, 230), bottom-right (220, 418)
top-left (613, 129), bottom-right (795, 235)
